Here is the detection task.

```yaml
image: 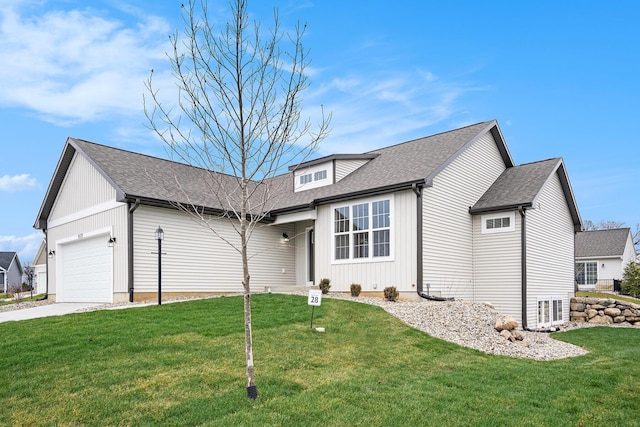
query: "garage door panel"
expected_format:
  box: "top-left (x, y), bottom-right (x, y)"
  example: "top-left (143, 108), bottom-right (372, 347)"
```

top-left (60, 235), bottom-right (112, 303)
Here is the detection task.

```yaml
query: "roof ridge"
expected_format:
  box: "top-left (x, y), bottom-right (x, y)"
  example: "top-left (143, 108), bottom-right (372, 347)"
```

top-left (364, 120), bottom-right (494, 154)
top-left (70, 138), bottom-right (242, 181)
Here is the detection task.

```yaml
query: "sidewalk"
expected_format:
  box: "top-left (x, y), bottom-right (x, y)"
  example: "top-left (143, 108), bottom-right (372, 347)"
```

top-left (0, 303), bottom-right (102, 323)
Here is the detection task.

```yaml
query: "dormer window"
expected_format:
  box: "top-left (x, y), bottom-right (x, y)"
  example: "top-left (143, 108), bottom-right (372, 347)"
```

top-left (293, 163), bottom-right (333, 192)
top-left (299, 174), bottom-right (312, 185)
top-left (314, 170), bottom-right (327, 181)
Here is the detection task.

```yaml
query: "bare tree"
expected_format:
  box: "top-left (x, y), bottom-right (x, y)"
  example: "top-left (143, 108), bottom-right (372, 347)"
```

top-left (584, 220), bottom-right (640, 252)
top-left (23, 263), bottom-right (35, 299)
top-left (144, 0), bottom-right (330, 399)
top-left (582, 220), bottom-right (625, 231)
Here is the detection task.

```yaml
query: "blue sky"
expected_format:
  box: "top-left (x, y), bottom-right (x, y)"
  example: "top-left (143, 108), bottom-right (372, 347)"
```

top-left (1, 0), bottom-right (638, 263)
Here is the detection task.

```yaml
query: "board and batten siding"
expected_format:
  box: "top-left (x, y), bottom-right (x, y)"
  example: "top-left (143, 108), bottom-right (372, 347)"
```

top-left (472, 212), bottom-right (522, 320)
top-left (47, 205), bottom-right (129, 300)
top-left (313, 189), bottom-right (417, 293)
top-left (525, 172), bottom-right (575, 326)
top-left (46, 152), bottom-right (128, 301)
top-left (49, 152), bottom-right (117, 221)
top-left (133, 206), bottom-right (295, 294)
top-left (335, 159), bottom-right (370, 182)
top-left (422, 131), bottom-right (506, 299)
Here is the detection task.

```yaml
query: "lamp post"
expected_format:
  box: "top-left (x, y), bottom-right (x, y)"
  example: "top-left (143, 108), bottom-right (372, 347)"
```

top-left (155, 226), bottom-right (164, 305)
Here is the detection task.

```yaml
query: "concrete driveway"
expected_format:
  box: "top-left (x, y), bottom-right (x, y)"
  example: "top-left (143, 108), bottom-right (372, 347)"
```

top-left (0, 303), bottom-right (103, 323)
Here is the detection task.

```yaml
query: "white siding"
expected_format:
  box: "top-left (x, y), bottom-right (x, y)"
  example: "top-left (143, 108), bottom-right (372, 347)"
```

top-left (313, 190), bottom-right (417, 294)
top-left (423, 132), bottom-right (506, 299)
top-left (133, 206), bottom-right (295, 294)
top-left (526, 173), bottom-right (575, 327)
top-left (335, 159), bottom-right (369, 182)
top-left (472, 212), bottom-right (522, 320)
top-left (49, 153), bottom-right (117, 221)
top-left (47, 205), bottom-right (128, 301)
top-left (622, 233), bottom-right (638, 273)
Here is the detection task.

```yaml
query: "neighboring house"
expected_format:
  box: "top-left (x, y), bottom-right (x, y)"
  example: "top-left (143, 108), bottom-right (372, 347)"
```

top-left (34, 120), bottom-right (582, 328)
top-left (0, 252), bottom-right (23, 294)
top-left (575, 228), bottom-right (637, 291)
top-left (32, 239), bottom-right (48, 295)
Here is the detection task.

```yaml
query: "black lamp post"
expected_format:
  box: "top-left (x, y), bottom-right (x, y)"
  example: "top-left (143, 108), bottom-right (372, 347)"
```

top-left (155, 226), bottom-right (164, 305)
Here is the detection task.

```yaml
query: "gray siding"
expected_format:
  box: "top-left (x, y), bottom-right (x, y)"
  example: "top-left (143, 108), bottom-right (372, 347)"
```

top-left (472, 212), bottom-right (522, 320)
top-left (313, 189), bottom-right (417, 294)
top-left (423, 132), bottom-right (506, 299)
top-left (335, 159), bottom-right (370, 182)
top-left (526, 173), bottom-right (575, 326)
top-left (133, 206), bottom-right (295, 294)
top-left (49, 153), bottom-right (117, 221)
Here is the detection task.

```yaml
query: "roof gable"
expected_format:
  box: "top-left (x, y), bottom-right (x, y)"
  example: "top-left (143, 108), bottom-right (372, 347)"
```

top-left (0, 252), bottom-right (19, 272)
top-left (470, 158), bottom-right (582, 231)
top-left (575, 228), bottom-right (633, 258)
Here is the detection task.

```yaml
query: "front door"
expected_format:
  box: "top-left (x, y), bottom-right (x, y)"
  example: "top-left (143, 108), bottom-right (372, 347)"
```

top-left (306, 227), bottom-right (314, 285)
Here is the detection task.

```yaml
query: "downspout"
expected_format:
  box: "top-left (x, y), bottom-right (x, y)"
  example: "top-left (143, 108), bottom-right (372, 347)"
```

top-left (519, 206), bottom-right (528, 329)
top-left (38, 230), bottom-right (49, 301)
top-left (128, 199), bottom-right (141, 302)
top-left (413, 183), bottom-right (454, 302)
top-left (412, 183), bottom-right (424, 295)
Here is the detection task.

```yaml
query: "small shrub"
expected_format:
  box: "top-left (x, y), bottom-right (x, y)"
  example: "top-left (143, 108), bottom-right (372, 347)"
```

top-left (384, 286), bottom-right (399, 302)
top-left (622, 261), bottom-right (640, 298)
top-left (319, 278), bottom-right (331, 294)
top-left (8, 284), bottom-right (24, 302)
top-left (350, 283), bottom-right (362, 297)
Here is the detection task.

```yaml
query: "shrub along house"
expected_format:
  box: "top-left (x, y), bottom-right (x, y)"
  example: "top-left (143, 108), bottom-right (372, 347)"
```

top-left (34, 120), bottom-right (582, 328)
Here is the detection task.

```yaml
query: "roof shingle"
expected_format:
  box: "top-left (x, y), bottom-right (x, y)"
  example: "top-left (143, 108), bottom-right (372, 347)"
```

top-left (575, 228), bottom-right (631, 258)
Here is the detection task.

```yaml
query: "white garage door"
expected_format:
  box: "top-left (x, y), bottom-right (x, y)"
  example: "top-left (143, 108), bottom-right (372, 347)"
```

top-left (60, 235), bottom-right (112, 302)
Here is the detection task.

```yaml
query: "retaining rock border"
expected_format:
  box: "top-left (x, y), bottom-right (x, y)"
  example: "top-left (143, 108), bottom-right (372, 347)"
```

top-left (570, 297), bottom-right (640, 326)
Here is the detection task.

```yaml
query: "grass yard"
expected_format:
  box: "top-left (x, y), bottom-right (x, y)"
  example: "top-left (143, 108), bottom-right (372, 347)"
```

top-left (1, 294), bottom-right (639, 426)
top-left (576, 291), bottom-right (640, 304)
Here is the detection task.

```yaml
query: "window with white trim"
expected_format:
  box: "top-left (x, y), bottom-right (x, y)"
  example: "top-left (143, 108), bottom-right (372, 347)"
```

top-left (537, 297), bottom-right (564, 327)
top-left (575, 262), bottom-right (597, 286)
top-left (481, 212), bottom-right (516, 234)
top-left (299, 174), bottom-right (312, 185)
top-left (314, 170), bottom-right (327, 181)
top-left (333, 197), bottom-right (392, 262)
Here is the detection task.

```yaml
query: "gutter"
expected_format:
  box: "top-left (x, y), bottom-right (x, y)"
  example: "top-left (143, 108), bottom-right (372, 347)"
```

top-left (128, 198), bottom-right (140, 302)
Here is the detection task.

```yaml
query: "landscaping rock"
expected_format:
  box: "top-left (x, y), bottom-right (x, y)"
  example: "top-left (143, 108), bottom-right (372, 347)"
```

top-left (495, 317), bottom-right (518, 332)
top-left (589, 315), bottom-right (613, 325)
top-left (604, 307), bottom-right (621, 317)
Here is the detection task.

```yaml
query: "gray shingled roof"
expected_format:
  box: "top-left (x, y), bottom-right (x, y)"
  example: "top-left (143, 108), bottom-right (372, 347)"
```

top-left (470, 158), bottom-right (562, 212)
top-left (0, 252), bottom-right (18, 270)
top-left (269, 120), bottom-right (511, 211)
top-left (575, 228), bottom-right (631, 258)
top-left (470, 157), bottom-right (582, 230)
top-left (36, 120), bottom-right (514, 227)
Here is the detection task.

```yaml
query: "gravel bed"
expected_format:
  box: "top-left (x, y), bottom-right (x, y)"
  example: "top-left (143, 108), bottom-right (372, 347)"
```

top-left (4, 292), bottom-right (637, 361)
top-left (0, 299), bottom-right (54, 312)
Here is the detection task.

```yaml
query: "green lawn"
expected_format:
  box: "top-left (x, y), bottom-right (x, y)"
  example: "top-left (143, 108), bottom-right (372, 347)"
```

top-left (1, 294), bottom-right (639, 426)
top-left (576, 291), bottom-right (640, 304)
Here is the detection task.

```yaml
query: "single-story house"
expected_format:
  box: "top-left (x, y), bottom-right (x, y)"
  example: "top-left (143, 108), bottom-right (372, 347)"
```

top-left (0, 252), bottom-right (23, 294)
top-left (575, 228), bottom-right (637, 291)
top-left (34, 120), bottom-right (582, 328)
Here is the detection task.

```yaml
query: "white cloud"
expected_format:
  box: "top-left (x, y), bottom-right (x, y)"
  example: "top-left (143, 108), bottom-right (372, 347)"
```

top-left (305, 69), bottom-right (484, 155)
top-left (0, 232), bottom-right (43, 263)
top-left (0, 174), bottom-right (38, 192)
top-left (0, 1), bottom-right (173, 125)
